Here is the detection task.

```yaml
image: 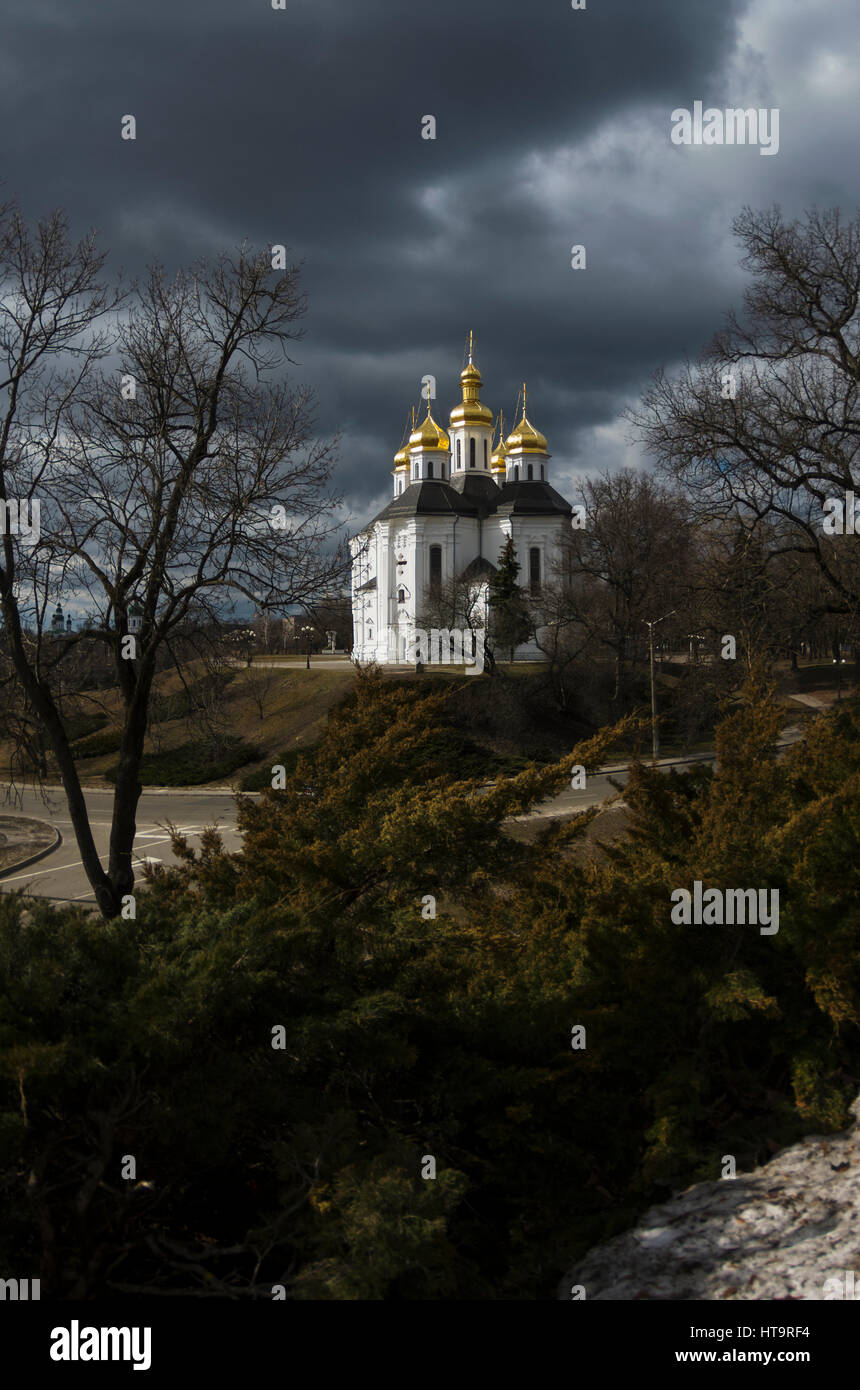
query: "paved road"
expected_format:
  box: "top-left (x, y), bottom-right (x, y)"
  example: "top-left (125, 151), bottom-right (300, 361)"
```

top-left (525, 727), bottom-right (804, 822)
top-left (0, 727), bottom-right (803, 904)
top-left (0, 771), bottom-right (634, 903)
top-left (0, 786), bottom-right (244, 904)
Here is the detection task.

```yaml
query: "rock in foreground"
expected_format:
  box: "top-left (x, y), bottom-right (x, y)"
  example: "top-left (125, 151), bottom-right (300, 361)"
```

top-left (560, 1097), bottom-right (860, 1300)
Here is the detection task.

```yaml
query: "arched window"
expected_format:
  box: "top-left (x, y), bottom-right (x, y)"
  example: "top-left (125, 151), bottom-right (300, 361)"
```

top-left (469, 437), bottom-right (476, 468)
top-left (529, 547), bottom-right (541, 595)
top-left (429, 544), bottom-right (442, 591)
top-left (456, 439), bottom-right (461, 469)
top-left (514, 465), bottom-right (520, 482)
top-left (527, 463), bottom-right (533, 480)
top-left (427, 460), bottom-right (433, 479)
top-left (483, 440), bottom-right (488, 468)
top-left (540, 464), bottom-right (545, 480)
top-left (397, 588), bottom-right (405, 603)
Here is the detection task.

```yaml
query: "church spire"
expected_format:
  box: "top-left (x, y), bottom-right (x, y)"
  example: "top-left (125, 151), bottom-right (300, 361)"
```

top-left (451, 330), bottom-right (492, 425)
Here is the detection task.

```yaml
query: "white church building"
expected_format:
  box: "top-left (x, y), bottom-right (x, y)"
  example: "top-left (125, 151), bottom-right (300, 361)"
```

top-left (350, 339), bottom-right (574, 665)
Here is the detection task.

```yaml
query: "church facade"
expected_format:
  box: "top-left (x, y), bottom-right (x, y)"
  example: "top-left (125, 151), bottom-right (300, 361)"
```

top-left (350, 341), bottom-right (574, 665)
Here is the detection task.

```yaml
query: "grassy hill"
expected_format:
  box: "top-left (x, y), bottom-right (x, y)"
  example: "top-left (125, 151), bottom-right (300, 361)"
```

top-left (1, 664), bottom-right (356, 789)
top-left (2, 655), bottom-right (851, 791)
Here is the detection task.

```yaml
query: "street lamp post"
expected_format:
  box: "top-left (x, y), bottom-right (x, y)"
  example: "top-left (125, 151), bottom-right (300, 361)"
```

top-left (643, 610), bottom-right (676, 761)
top-left (301, 625), bottom-right (314, 670)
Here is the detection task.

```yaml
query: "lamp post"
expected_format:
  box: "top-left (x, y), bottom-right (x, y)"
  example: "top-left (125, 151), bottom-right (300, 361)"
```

top-left (643, 610), bottom-right (676, 761)
top-left (301, 625), bottom-right (314, 670)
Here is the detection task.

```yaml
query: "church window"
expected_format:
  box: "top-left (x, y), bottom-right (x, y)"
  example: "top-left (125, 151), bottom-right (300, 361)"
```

top-left (514, 465), bottom-right (520, 482)
top-left (427, 460), bottom-right (433, 479)
top-left (429, 544), bottom-right (442, 590)
top-left (540, 464), bottom-right (545, 480)
top-left (483, 440), bottom-right (488, 468)
top-left (398, 588), bottom-right (405, 603)
top-left (529, 547), bottom-right (541, 595)
top-left (527, 463), bottom-right (533, 480)
top-left (469, 438), bottom-right (476, 468)
top-left (456, 439), bottom-right (461, 468)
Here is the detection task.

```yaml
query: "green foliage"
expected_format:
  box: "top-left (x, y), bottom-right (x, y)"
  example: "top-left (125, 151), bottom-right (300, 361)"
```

top-left (488, 535), bottom-right (532, 660)
top-left (105, 736), bottom-right (261, 786)
top-left (73, 726), bottom-right (123, 757)
top-left (66, 711), bottom-right (109, 743)
top-left (240, 743), bottom-right (319, 791)
top-left (2, 671), bottom-right (859, 1299)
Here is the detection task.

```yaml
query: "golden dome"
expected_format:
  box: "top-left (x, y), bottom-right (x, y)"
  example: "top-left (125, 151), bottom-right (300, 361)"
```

top-left (490, 414), bottom-right (508, 472)
top-left (409, 407), bottom-right (450, 453)
top-left (505, 386), bottom-right (547, 454)
top-left (393, 444), bottom-right (409, 471)
top-left (505, 415), bottom-right (548, 454)
top-left (450, 400), bottom-right (493, 427)
top-left (449, 332), bottom-right (493, 428)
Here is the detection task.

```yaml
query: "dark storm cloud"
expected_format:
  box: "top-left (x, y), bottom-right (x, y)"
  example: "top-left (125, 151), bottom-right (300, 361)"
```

top-left (2, 0), bottom-right (859, 523)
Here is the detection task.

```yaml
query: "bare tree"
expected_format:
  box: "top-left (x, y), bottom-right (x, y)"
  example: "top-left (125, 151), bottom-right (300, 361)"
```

top-left (632, 205), bottom-right (860, 613)
top-left (418, 571), bottom-right (491, 667)
top-left (525, 574), bottom-right (590, 709)
top-left (238, 660), bottom-right (282, 722)
top-left (0, 203), bottom-right (346, 917)
top-left (563, 470), bottom-right (691, 699)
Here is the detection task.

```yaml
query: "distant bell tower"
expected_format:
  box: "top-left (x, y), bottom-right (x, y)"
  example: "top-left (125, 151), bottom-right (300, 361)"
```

top-left (448, 332), bottom-right (495, 476)
top-left (51, 602), bottom-right (64, 634)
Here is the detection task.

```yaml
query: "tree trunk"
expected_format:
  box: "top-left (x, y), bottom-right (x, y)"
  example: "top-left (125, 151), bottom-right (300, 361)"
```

top-left (2, 599), bottom-right (116, 912)
top-left (613, 649), bottom-right (623, 701)
top-left (106, 674), bottom-right (154, 914)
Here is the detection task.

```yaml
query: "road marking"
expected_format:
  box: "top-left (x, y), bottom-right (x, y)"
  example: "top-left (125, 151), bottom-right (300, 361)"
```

top-left (3, 858), bottom-right (88, 882)
top-left (2, 827), bottom-right (214, 883)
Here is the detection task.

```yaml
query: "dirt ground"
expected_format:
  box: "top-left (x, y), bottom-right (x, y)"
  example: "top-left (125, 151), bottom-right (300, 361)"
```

top-left (0, 814), bottom-right (58, 872)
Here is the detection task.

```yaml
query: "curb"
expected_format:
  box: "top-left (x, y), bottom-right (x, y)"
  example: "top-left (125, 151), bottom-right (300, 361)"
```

top-left (0, 783), bottom-right (258, 797)
top-left (0, 822), bottom-right (62, 880)
top-left (598, 735), bottom-right (799, 777)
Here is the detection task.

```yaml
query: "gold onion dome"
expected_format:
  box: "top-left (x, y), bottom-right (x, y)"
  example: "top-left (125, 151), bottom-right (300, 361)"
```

top-left (393, 443), bottom-right (409, 471)
top-left (490, 417), bottom-right (508, 472)
top-left (410, 407), bottom-right (450, 453)
top-left (505, 415), bottom-right (547, 453)
top-left (449, 339), bottom-right (493, 428)
top-left (505, 386), bottom-right (547, 454)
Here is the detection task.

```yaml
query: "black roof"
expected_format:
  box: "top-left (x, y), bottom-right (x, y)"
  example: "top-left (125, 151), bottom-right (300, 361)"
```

top-left (367, 477), bottom-right (570, 526)
top-left (494, 480), bottom-right (573, 516)
top-left (448, 472), bottom-right (502, 505)
top-left (370, 480), bottom-right (480, 523)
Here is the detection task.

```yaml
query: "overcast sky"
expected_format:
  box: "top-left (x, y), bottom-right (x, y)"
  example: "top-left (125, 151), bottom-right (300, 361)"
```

top-left (3, 0), bottom-right (859, 529)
